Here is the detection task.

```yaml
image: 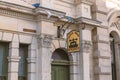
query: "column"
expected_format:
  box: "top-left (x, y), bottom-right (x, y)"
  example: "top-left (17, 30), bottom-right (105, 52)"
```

top-left (8, 34), bottom-right (20, 80)
top-left (27, 37), bottom-right (37, 80)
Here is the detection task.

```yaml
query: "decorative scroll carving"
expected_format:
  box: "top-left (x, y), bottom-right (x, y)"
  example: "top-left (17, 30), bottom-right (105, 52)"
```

top-left (37, 34), bottom-right (53, 48)
top-left (82, 40), bottom-right (92, 53)
top-left (110, 22), bottom-right (120, 30)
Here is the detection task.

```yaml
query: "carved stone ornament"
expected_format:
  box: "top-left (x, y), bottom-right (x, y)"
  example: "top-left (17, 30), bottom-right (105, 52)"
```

top-left (110, 22), bottom-right (120, 30)
top-left (37, 34), bottom-right (53, 48)
top-left (82, 40), bottom-right (92, 53)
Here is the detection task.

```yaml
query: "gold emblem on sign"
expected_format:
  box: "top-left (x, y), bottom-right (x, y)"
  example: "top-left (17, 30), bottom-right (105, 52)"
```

top-left (67, 30), bottom-right (80, 53)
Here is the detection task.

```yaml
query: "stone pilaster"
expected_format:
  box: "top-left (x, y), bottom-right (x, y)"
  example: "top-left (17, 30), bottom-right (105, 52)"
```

top-left (8, 34), bottom-right (20, 80)
top-left (93, 27), bottom-right (112, 80)
top-left (27, 37), bottom-right (37, 80)
top-left (75, 25), bottom-right (93, 80)
top-left (70, 52), bottom-right (80, 80)
top-left (81, 27), bottom-right (92, 80)
top-left (37, 34), bottom-right (53, 80)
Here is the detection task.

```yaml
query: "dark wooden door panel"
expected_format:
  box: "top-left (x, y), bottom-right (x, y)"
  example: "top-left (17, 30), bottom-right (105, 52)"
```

top-left (52, 65), bottom-right (69, 80)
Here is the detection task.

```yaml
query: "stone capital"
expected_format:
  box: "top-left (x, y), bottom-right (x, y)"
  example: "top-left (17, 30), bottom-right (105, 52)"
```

top-left (82, 40), bottom-right (92, 53)
top-left (37, 34), bottom-right (53, 48)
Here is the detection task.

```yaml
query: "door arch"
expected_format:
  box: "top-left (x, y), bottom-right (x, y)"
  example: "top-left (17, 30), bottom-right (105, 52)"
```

top-left (51, 48), bottom-right (70, 80)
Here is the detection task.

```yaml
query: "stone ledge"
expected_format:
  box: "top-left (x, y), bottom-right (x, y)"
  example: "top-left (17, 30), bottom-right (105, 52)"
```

top-left (94, 56), bottom-right (110, 59)
top-left (35, 6), bottom-right (66, 19)
top-left (93, 41), bottom-right (109, 44)
top-left (76, 17), bottom-right (101, 27)
top-left (95, 73), bottom-right (111, 75)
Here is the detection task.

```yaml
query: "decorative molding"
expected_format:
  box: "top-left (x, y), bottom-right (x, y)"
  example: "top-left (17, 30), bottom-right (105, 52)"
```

top-left (37, 34), bottom-right (53, 48)
top-left (7, 57), bottom-right (21, 62)
top-left (55, 0), bottom-right (75, 5)
top-left (0, 8), bottom-right (35, 20)
top-left (75, 0), bottom-right (93, 5)
top-left (82, 40), bottom-right (92, 53)
top-left (36, 14), bottom-right (58, 23)
top-left (0, 29), bottom-right (35, 36)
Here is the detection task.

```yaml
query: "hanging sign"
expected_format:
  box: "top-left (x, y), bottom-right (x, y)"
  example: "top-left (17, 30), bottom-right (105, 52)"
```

top-left (67, 30), bottom-right (80, 53)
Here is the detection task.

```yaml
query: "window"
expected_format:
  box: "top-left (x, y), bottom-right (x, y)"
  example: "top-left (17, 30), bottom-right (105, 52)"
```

top-left (19, 44), bottom-right (28, 80)
top-left (0, 42), bottom-right (9, 80)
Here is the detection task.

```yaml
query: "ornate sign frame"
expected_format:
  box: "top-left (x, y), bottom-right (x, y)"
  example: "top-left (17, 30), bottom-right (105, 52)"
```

top-left (67, 30), bottom-right (80, 53)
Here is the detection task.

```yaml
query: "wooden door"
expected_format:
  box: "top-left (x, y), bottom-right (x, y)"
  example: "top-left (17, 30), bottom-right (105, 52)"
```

top-left (52, 65), bottom-right (69, 80)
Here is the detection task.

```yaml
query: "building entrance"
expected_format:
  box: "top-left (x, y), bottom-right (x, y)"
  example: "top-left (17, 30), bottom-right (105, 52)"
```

top-left (51, 48), bottom-right (70, 80)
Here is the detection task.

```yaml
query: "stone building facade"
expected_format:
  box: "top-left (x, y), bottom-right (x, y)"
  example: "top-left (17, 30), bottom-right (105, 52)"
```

top-left (0, 0), bottom-right (120, 80)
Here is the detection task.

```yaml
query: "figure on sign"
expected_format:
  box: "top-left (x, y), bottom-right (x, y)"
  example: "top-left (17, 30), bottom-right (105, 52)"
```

top-left (69, 38), bottom-right (78, 48)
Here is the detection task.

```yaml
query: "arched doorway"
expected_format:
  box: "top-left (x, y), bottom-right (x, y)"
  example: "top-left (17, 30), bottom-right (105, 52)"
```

top-left (51, 48), bottom-right (70, 80)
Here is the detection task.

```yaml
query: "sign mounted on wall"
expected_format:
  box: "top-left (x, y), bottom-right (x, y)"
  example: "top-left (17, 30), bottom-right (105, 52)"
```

top-left (67, 30), bottom-right (80, 53)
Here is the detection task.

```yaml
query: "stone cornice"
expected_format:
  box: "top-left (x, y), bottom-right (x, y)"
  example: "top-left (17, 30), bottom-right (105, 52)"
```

top-left (0, 1), bottom-right (34, 14)
top-left (75, 0), bottom-right (93, 5)
top-left (76, 17), bottom-right (101, 27)
top-left (0, 1), bottom-right (66, 22)
top-left (0, 8), bottom-right (35, 20)
top-left (56, 0), bottom-right (75, 5)
top-left (80, 0), bottom-right (93, 5)
top-left (0, 1), bottom-right (35, 20)
top-left (35, 7), bottom-right (66, 19)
